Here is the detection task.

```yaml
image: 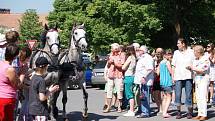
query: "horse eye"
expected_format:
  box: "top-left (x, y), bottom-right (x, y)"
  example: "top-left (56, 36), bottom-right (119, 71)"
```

top-left (46, 36), bottom-right (50, 39)
top-left (74, 32), bottom-right (78, 35)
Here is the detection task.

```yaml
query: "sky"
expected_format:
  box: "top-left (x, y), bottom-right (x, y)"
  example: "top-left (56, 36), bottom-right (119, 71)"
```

top-left (0, 0), bottom-right (54, 13)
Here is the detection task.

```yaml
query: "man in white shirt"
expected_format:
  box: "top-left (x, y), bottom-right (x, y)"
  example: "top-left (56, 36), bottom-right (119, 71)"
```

top-left (134, 45), bottom-right (154, 118)
top-left (172, 38), bottom-right (195, 119)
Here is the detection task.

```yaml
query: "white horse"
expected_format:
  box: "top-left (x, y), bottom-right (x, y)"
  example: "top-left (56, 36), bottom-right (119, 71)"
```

top-left (29, 23), bottom-right (60, 87)
top-left (50, 23), bottom-right (88, 120)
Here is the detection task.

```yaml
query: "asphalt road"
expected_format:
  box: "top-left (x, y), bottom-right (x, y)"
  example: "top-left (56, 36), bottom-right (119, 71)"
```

top-left (54, 87), bottom-right (215, 121)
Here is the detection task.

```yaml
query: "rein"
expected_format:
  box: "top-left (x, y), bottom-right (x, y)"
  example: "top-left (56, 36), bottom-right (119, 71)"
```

top-left (29, 49), bottom-right (58, 69)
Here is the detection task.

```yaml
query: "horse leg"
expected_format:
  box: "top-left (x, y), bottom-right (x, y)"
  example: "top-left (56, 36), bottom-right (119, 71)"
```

top-left (49, 89), bottom-right (60, 120)
top-left (62, 80), bottom-right (68, 118)
top-left (79, 83), bottom-right (88, 118)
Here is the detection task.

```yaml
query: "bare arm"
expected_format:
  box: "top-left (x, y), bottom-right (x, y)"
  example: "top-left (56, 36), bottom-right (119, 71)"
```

top-left (166, 61), bottom-right (173, 76)
top-left (6, 67), bottom-right (21, 88)
top-left (122, 56), bottom-right (131, 71)
top-left (39, 84), bottom-right (59, 101)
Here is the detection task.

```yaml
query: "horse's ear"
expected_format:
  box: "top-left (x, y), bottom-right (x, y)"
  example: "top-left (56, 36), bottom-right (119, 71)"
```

top-left (73, 22), bottom-right (77, 28)
top-left (44, 24), bottom-right (49, 30)
top-left (72, 23), bottom-right (77, 30)
top-left (81, 23), bottom-right (85, 27)
top-left (54, 23), bottom-right (58, 30)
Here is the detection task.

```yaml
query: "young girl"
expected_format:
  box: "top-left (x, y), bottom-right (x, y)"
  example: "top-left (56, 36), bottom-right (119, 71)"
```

top-left (158, 49), bottom-right (173, 118)
top-left (122, 45), bottom-right (136, 117)
top-left (17, 47), bottom-right (32, 121)
top-left (29, 57), bottom-right (59, 121)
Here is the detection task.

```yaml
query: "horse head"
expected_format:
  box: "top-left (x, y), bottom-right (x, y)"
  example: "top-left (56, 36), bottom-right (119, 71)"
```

top-left (41, 24), bottom-right (60, 55)
top-left (70, 23), bottom-right (87, 51)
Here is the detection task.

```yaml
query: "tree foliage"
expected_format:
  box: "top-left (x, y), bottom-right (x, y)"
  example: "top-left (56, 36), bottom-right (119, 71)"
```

top-left (48, 0), bottom-right (162, 54)
top-left (48, 0), bottom-right (215, 53)
top-left (153, 0), bottom-right (215, 48)
top-left (19, 9), bottom-right (43, 45)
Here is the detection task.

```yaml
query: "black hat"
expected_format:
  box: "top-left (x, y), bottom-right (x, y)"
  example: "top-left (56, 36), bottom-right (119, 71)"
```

top-left (35, 57), bottom-right (50, 68)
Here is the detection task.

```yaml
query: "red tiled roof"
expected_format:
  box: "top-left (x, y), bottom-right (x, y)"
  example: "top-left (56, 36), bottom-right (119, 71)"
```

top-left (0, 13), bottom-right (48, 31)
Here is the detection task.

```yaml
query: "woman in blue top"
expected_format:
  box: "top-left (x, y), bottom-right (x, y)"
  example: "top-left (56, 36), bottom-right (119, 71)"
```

top-left (158, 49), bottom-right (173, 118)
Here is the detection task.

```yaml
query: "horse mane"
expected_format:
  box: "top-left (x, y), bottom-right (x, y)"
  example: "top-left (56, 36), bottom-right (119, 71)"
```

top-left (40, 30), bottom-right (47, 48)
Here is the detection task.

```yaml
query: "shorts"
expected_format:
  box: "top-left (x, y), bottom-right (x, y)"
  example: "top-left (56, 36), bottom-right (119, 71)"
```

top-left (104, 83), bottom-right (117, 93)
top-left (106, 78), bottom-right (124, 99)
top-left (161, 86), bottom-right (173, 93)
top-left (31, 115), bottom-right (47, 121)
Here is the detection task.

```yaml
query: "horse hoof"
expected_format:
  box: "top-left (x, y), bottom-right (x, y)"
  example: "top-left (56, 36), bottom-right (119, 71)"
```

top-left (82, 113), bottom-right (88, 118)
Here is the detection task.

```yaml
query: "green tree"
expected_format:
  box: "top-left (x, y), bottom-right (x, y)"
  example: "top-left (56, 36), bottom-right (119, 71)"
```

top-left (48, 0), bottom-right (162, 54)
top-left (19, 9), bottom-right (43, 45)
top-left (152, 0), bottom-right (215, 48)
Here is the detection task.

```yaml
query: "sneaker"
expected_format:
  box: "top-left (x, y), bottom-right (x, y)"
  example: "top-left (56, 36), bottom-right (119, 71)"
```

top-left (176, 112), bottom-right (182, 119)
top-left (110, 105), bottom-right (117, 112)
top-left (187, 113), bottom-right (193, 119)
top-left (123, 110), bottom-right (135, 117)
top-left (136, 113), bottom-right (150, 118)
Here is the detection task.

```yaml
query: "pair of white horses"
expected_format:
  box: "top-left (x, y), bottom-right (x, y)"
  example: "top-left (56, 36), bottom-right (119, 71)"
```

top-left (30, 23), bottom-right (88, 120)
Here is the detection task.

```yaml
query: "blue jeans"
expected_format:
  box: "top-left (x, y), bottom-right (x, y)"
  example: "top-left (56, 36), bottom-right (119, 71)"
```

top-left (139, 84), bottom-right (151, 116)
top-left (175, 79), bottom-right (193, 108)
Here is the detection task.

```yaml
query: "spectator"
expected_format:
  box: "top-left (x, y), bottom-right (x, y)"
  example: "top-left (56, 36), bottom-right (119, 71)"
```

top-left (132, 43), bottom-right (141, 111)
top-left (172, 38), bottom-right (195, 119)
top-left (0, 30), bottom-right (19, 61)
top-left (103, 62), bottom-right (117, 112)
top-left (158, 49), bottom-right (173, 118)
top-left (132, 43), bottom-right (140, 57)
top-left (134, 45), bottom-right (154, 118)
top-left (187, 45), bottom-right (210, 120)
top-left (205, 43), bottom-right (215, 104)
top-left (17, 47), bottom-right (32, 121)
top-left (122, 45), bottom-right (137, 117)
top-left (0, 43), bottom-right (20, 121)
top-left (104, 43), bottom-right (126, 113)
top-left (0, 30), bottom-right (20, 120)
top-left (29, 57), bottom-right (59, 120)
top-left (152, 48), bottom-right (163, 114)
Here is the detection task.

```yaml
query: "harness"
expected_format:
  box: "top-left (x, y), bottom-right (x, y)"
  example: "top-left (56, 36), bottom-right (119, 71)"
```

top-left (29, 49), bottom-right (59, 71)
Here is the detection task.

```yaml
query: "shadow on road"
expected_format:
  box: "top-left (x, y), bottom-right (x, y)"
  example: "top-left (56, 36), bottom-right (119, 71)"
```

top-left (57, 111), bottom-right (118, 121)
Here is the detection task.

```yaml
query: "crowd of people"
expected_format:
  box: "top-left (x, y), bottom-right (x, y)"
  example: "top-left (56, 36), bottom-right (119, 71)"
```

top-left (102, 39), bottom-right (215, 120)
top-left (0, 30), bottom-right (215, 121)
top-left (0, 30), bottom-right (59, 121)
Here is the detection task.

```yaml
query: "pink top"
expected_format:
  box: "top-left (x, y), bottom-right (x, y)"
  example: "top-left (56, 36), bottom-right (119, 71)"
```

top-left (0, 61), bottom-right (17, 98)
top-left (108, 52), bottom-right (126, 79)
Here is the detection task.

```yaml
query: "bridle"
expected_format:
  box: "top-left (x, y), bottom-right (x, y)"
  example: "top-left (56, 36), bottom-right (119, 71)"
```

top-left (71, 27), bottom-right (86, 49)
top-left (46, 29), bottom-right (60, 55)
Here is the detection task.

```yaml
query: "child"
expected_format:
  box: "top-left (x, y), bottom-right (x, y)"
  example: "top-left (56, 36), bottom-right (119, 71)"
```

top-left (29, 57), bottom-right (59, 121)
top-left (158, 49), bottom-right (173, 118)
top-left (17, 47), bottom-right (32, 121)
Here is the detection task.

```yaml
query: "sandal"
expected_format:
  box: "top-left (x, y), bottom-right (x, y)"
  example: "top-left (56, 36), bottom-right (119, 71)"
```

top-left (117, 108), bottom-right (122, 113)
top-left (103, 108), bottom-right (110, 113)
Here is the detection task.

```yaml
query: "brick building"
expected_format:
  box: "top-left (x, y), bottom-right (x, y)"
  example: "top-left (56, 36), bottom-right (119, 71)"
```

top-left (0, 8), bottom-right (48, 31)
